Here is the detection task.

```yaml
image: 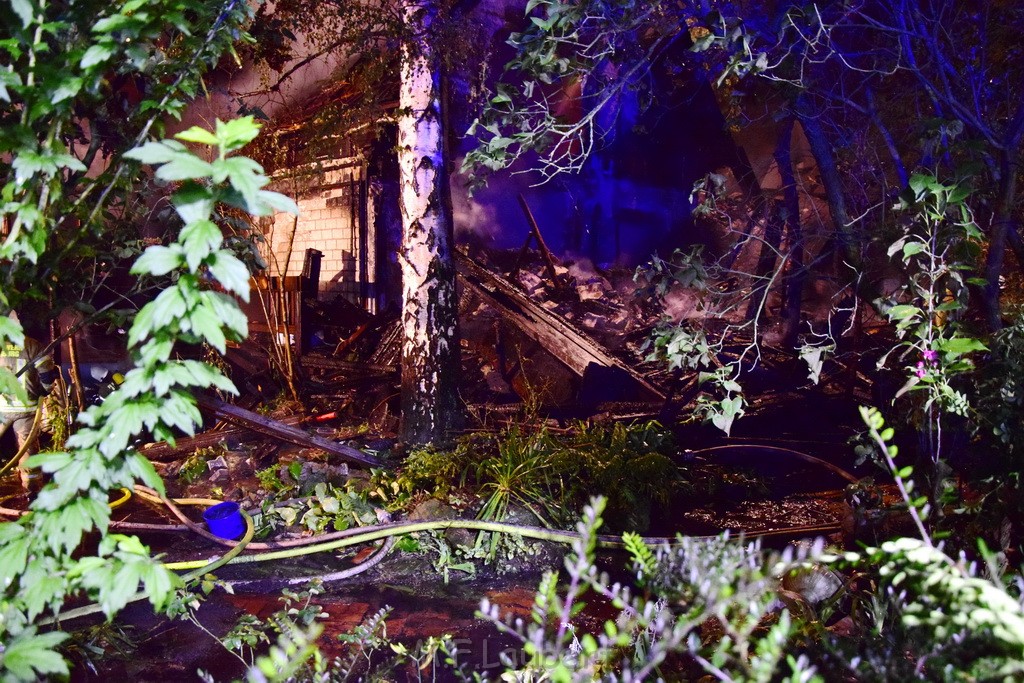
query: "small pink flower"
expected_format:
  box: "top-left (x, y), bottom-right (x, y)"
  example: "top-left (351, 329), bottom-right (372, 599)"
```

top-left (922, 349), bottom-right (938, 363)
top-left (915, 361), bottom-right (928, 378)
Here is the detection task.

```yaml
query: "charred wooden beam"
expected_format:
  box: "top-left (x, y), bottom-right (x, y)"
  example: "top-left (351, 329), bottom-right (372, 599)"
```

top-left (141, 426), bottom-right (255, 461)
top-left (456, 253), bottom-right (665, 401)
top-left (194, 395), bottom-right (384, 467)
top-left (140, 414), bottom-right (302, 461)
top-left (300, 355), bottom-right (397, 375)
top-left (509, 194), bottom-right (565, 294)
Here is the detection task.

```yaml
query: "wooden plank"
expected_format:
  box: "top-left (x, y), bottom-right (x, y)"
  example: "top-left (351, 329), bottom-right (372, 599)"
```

top-left (300, 355), bottom-right (397, 375)
top-left (515, 193), bottom-right (565, 293)
top-left (140, 414), bottom-right (305, 461)
top-left (456, 253), bottom-right (665, 401)
top-left (195, 395), bottom-right (384, 468)
top-left (141, 426), bottom-right (255, 461)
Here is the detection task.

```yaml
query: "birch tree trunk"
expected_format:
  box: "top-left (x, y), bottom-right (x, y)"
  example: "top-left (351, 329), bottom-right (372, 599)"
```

top-left (397, 0), bottom-right (461, 445)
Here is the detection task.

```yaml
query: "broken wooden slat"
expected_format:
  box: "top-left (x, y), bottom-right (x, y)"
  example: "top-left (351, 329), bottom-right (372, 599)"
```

top-left (301, 355), bottom-right (397, 375)
top-left (141, 426), bottom-right (255, 461)
top-left (333, 322), bottom-right (370, 357)
top-left (456, 253), bottom-right (665, 401)
top-left (514, 193), bottom-right (565, 292)
top-left (195, 395), bottom-right (384, 467)
top-left (140, 414), bottom-right (306, 461)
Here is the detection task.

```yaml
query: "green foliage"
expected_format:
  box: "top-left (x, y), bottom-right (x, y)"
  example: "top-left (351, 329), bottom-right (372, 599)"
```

top-left (477, 498), bottom-right (825, 682)
top-left (975, 307), bottom-right (1024, 463)
top-left (178, 443), bottom-right (228, 485)
top-left (253, 483), bottom-right (378, 537)
top-left (256, 465), bottom-right (288, 493)
top-left (1, 97), bottom-right (296, 678)
top-left (192, 496), bottom-right (1024, 682)
top-left (636, 246), bottom-right (749, 435)
top-left (400, 442), bottom-right (475, 499)
top-left (462, 0), bottom-right (689, 186)
top-left (869, 172), bottom-right (988, 488)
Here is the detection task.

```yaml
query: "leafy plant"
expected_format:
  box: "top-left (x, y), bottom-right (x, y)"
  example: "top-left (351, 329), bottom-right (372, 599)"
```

top-left (251, 479), bottom-right (381, 541)
top-left (975, 306), bottom-right (1024, 464)
top-left (178, 443), bottom-right (228, 485)
top-left (256, 465), bottom-right (290, 494)
top-left (0, 109), bottom-right (296, 678)
top-left (871, 173), bottom-right (988, 507)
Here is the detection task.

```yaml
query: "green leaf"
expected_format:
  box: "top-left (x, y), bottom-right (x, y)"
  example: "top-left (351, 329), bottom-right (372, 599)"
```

top-left (80, 42), bottom-right (115, 69)
top-left (171, 183), bottom-right (215, 225)
top-left (0, 533), bottom-right (30, 589)
top-left (92, 13), bottom-right (133, 34)
top-left (124, 141), bottom-right (183, 165)
top-left (155, 155), bottom-right (215, 182)
top-left (252, 190), bottom-right (299, 216)
top-left (0, 68), bottom-right (21, 102)
top-left (202, 291), bottom-right (248, 338)
top-left (0, 313), bottom-right (25, 345)
top-left (174, 126), bottom-right (219, 146)
top-left (215, 156), bottom-right (267, 209)
top-left (937, 337), bottom-right (988, 354)
top-left (181, 219), bottom-right (222, 270)
top-left (215, 116), bottom-right (262, 151)
top-left (887, 304), bottom-right (920, 321)
top-left (131, 245), bottom-right (182, 277)
top-left (188, 305), bottom-right (226, 353)
top-left (207, 251), bottom-right (251, 300)
top-left (902, 242), bottom-right (925, 258)
top-left (0, 367), bottom-right (31, 406)
top-left (1, 629), bottom-right (69, 681)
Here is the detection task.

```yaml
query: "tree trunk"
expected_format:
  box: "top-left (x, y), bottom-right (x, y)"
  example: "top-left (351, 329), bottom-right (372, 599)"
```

top-left (397, 0), bottom-right (461, 445)
top-left (776, 118), bottom-right (808, 349)
top-left (795, 94), bottom-right (860, 272)
top-left (983, 149), bottom-right (1019, 331)
top-left (745, 203), bottom-right (783, 324)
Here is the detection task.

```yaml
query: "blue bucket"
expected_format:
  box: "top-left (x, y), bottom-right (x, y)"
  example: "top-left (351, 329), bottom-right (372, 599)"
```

top-left (203, 501), bottom-right (245, 540)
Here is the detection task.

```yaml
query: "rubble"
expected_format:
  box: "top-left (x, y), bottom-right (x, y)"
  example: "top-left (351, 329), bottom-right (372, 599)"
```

top-left (456, 252), bottom-right (665, 404)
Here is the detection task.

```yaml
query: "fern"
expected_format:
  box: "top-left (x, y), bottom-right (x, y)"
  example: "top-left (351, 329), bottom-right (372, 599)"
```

top-left (622, 531), bottom-right (656, 584)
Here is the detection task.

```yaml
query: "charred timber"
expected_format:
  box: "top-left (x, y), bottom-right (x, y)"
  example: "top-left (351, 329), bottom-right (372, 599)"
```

top-left (456, 253), bottom-right (665, 402)
top-left (194, 395), bottom-right (383, 467)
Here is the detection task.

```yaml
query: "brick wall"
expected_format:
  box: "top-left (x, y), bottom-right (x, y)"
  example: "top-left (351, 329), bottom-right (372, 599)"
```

top-left (267, 158), bottom-right (372, 307)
